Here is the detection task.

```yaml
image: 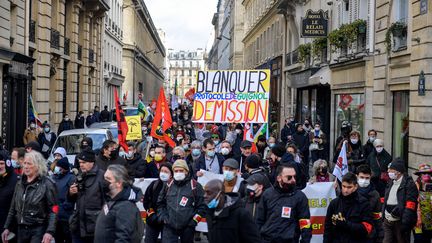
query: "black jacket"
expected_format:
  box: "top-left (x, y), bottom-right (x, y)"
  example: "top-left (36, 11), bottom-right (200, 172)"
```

top-left (144, 179), bottom-right (165, 227)
top-left (157, 177), bottom-right (207, 230)
top-left (53, 172), bottom-right (76, 222)
top-left (281, 124), bottom-right (293, 145)
top-left (244, 194), bottom-right (262, 222)
top-left (256, 185), bottom-right (312, 243)
top-left (323, 191), bottom-right (373, 243)
top-left (0, 170), bottom-right (17, 229)
top-left (195, 153), bottom-right (225, 174)
top-left (75, 115), bottom-right (85, 129)
top-left (358, 185), bottom-right (383, 242)
top-left (68, 165), bottom-right (105, 237)
top-left (4, 175), bottom-right (58, 234)
top-left (95, 154), bottom-right (128, 172)
top-left (126, 154), bottom-right (158, 179)
top-left (367, 149), bottom-right (392, 179)
top-left (383, 175), bottom-right (418, 232)
top-left (347, 142), bottom-right (366, 172)
top-left (57, 120), bottom-right (74, 135)
top-left (207, 193), bottom-right (261, 243)
top-left (363, 140), bottom-right (375, 159)
top-left (94, 187), bottom-right (144, 243)
top-left (100, 109), bottom-right (110, 122)
top-left (293, 131), bottom-right (309, 157)
top-left (37, 132), bottom-right (57, 158)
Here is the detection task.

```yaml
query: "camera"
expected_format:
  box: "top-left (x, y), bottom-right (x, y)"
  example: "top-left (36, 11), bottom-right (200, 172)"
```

top-left (75, 173), bottom-right (85, 191)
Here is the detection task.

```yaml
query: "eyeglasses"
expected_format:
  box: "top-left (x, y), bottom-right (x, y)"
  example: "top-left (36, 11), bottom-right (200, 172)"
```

top-left (286, 175), bottom-right (296, 181)
top-left (211, 135), bottom-right (219, 139)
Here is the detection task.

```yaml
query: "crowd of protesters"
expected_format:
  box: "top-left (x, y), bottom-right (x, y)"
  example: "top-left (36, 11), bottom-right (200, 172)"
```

top-left (0, 102), bottom-right (431, 243)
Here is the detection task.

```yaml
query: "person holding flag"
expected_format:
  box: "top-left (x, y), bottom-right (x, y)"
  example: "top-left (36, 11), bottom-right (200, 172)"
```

top-left (150, 88), bottom-right (176, 149)
top-left (333, 140), bottom-right (349, 183)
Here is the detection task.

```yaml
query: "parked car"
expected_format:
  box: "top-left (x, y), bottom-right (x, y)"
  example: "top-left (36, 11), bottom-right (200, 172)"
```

top-left (48, 128), bottom-right (114, 164)
top-left (89, 122), bottom-right (118, 142)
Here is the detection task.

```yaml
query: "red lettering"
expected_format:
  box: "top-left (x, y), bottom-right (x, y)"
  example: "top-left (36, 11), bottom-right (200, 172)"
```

top-left (204, 101), bottom-right (215, 121)
top-left (257, 100), bottom-right (269, 122)
top-left (227, 100), bottom-right (236, 122)
top-left (235, 101), bottom-right (245, 122)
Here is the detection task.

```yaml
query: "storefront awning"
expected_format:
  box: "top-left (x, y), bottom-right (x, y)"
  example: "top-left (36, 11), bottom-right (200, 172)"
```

top-left (309, 65), bottom-right (331, 85)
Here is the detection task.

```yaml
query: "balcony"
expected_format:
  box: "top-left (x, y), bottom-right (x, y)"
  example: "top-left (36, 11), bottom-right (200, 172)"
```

top-left (50, 28), bottom-right (60, 49)
top-left (285, 49), bottom-right (299, 66)
top-left (89, 48), bottom-right (95, 63)
top-left (30, 20), bottom-right (36, 43)
top-left (64, 38), bottom-right (70, 56)
top-left (78, 44), bottom-right (82, 61)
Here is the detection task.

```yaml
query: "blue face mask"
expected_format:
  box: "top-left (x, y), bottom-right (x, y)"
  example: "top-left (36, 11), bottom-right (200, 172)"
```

top-left (206, 150), bottom-right (215, 157)
top-left (53, 166), bottom-right (61, 175)
top-left (192, 149), bottom-right (201, 157)
top-left (11, 160), bottom-right (20, 168)
top-left (207, 192), bottom-right (221, 209)
top-left (44, 127), bottom-right (50, 133)
top-left (223, 170), bottom-right (235, 181)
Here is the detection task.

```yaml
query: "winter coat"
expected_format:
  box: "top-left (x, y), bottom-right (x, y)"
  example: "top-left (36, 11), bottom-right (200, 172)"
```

top-left (309, 130), bottom-right (327, 151)
top-left (37, 132), bottom-right (57, 158)
top-left (75, 115), bottom-right (85, 129)
top-left (100, 109), bottom-right (110, 122)
top-left (206, 193), bottom-right (262, 243)
top-left (383, 175), bottom-right (418, 232)
top-left (358, 185), bottom-right (383, 242)
top-left (94, 187), bottom-right (144, 243)
top-left (0, 170), bottom-right (17, 229)
top-left (293, 131), bottom-right (309, 158)
top-left (53, 172), bottom-right (76, 222)
top-left (367, 149), bottom-right (392, 179)
top-left (195, 153), bottom-right (225, 174)
top-left (323, 191), bottom-right (373, 243)
top-left (281, 124), bottom-right (293, 145)
top-left (95, 154), bottom-right (128, 172)
top-left (23, 128), bottom-right (39, 144)
top-left (157, 177), bottom-right (207, 230)
top-left (85, 115), bottom-right (97, 127)
top-left (280, 153), bottom-right (307, 190)
top-left (144, 179), bottom-right (165, 227)
top-left (93, 111), bottom-right (101, 122)
top-left (245, 194), bottom-right (262, 222)
top-left (347, 142), bottom-right (366, 172)
top-left (126, 154), bottom-right (158, 179)
top-left (57, 120), bottom-right (74, 135)
top-left (363, 140), bottom-right (375, 159)
top-left (256, 186), bottom-right (312, 243)
top-left (4, 175), bottom-right (58, 234)
top-left (68, 165), bottom-right (105, 237)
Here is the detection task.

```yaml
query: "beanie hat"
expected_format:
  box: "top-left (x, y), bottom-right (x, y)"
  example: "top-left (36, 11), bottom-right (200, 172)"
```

top-left (77, 150), bottom-right (96, 163)
top-left (389, 158), bottom-right (406, 173)
top-left (173, 159), bottom-right (189, 172)
top-left (373, 139), bottom-right (384, 147)
top-left (271, 144), bottom-right (286, 157)
top-left (53, 147), bottom-right (67, 158)
top-left (223, 158), bottom-right (239, 169)
top-left (245, 154), bottom-right (261, 169)
top-left (56, 157), bottom-right (70, 170)
top-left (159, 162), bottom-right (174, 175)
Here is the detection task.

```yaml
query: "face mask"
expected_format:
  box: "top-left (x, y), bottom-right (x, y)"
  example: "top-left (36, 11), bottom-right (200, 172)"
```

top-left (268, 143), bottom-right (275, 148)
top-left (388, 172), bottom-right (397, 180)
top-left (142, 127), bottom-right (147, 131)
top-left (235, 129), bottom-right (242, 134)
top-left (102, 179), bottom-right (111, 194)
top-left (315, 127), bottom-right (320, 132)
top-left (214, 140), bottom-right (220, 145)
top-left (159, 172), bottom-right (170, 182)
top-left (64, 117), bottom-right (69, 121)
top-left (320, 167), bottom-right (328, 174)
top-left (110, 148), bottom-right (119, 159)
top-left (421, 174), bottom-right (431, 183)
top-left (350, 138), bottom-right (358, 144)
top-left (206, 150), bottom-right (215, 157)
top-left (223, 170), bottom-right (235, 181)
top-left (220, 148), bottom-right (230, 155)
top-left (207, 192), bottom-right (221, 209)
top-left (192, 149), bottom-right (201, 157)
top-left (126, 151), bottom-right (134, 159)
top-left (304, 123), bottom-right (310, 127)
top-left (119, 151), bottom-right (126, 158)
top-left (246, 184), bottom-right (258, 197)
top-left (182, 144), bottom-right (189, 150)
top-left (369, 136), bottom-right (376, 143)
top-left (44, 127), bottom-right (50, 133)
top-left (30, 124), bottom-right (36, 129)
top-left (149, 151), bottom-right (155, 158)
top-left (358, 178), bottom-right (371, 188)
top-left (183, 116), bottom-right (188, 120)
top-left (176, 137), bottom-right (183, 141)
top-left (53, 166), bottom-right (61, 175)
top-left (154, 154), bottom-right (163, 162)
top-left (376, 147), bottom-right (384, 153)
top-left (172, 154), bottom-right (181, 161)
top-left (173, 172), bottom-right (186, 181)
top-left (11, 160), bottom-right (20, 168)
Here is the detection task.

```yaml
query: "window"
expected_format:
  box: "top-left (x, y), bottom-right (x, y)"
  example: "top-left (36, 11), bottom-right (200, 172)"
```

top-left (396, 0), bottom-right (408, 22)
top-left (392, 91), bottom-right (409, 166)
top-left (189, 70), bottom-right (192, 76)
top-left (335, 94), bottom-right (365, 139)
top-left (189, 79), bottom-right (192, 85)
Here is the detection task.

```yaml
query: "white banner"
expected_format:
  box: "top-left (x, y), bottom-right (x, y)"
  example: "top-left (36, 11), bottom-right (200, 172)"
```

top-left (302, 182), bottom-right (337, 243)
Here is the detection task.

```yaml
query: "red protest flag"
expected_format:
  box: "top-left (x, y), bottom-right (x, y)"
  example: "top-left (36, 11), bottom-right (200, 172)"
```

top-left (150, 88), bottom-right (176, 148)
top-left (114, 88), bottom-right (129, 152)
top-left (185, 88), bottom-right (195, 102)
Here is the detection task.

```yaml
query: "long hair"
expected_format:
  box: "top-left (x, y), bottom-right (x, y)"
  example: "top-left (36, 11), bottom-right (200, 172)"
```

top-left (25, 151), bottom-right (48, 177)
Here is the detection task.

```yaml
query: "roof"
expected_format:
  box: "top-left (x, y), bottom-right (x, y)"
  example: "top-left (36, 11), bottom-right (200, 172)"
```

top-left (58, 128), bottom-right (109, 136)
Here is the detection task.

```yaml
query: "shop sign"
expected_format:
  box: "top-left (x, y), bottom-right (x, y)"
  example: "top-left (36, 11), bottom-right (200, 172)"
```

top-left (301, 9), bottom-right (329, 37)
top-left (418, 71), bottom-right (425, 96)
top-left (8, 61), bottom-right (28, 75)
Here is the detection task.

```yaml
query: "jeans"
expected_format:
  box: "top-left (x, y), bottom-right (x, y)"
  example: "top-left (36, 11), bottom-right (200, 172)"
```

top-left (144, 224), bottom-right (163, 243)
top-left (17, 225), bottom-right (46, 243)
top-left (161, 226), bottom-right (194, 243)
top-left (383, 219), bottom-right (410, 243)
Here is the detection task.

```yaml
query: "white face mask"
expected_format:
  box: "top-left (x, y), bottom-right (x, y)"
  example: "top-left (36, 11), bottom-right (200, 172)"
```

top-left (126, 151), bottom-right (134, 159)
top-left (174, 172), bottom-right (186, 181)
top-left (358, 178), bottom-right (370, 188)
top-left (388, 172), bottom-right (397, 180)
top-left (350, 138), bottom-right (358, 144)
top-left (159, 172), bottom-right (170, 182)
top-left (376, 147), bottom-right (383, 153)
top-left (221, 148), bottom-right (230, 155)
top-left (235, 129), bottom-right (242, 134)
top-left (369, 136), bottom-right (376, 143)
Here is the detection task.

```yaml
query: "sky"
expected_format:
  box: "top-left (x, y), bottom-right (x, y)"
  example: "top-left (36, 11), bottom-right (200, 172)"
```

top-left (145, 0), bottom-right (218, 51)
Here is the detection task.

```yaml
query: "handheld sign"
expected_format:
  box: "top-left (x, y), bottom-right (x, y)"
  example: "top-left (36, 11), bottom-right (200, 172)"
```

top-left (192, 70), bottom-right (270, 123)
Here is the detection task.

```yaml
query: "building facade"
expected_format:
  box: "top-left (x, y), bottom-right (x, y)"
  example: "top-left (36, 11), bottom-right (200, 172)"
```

top-left (168, 49), bottom-right (205, 97)
top-left (0, 0), bottom-right (35, 149)
top-left (29, 0), bottom-right (109, 130)
top-left (122, 0), bottom-right (165, 106)
top-left (102, 0), bottom-right (124, 109)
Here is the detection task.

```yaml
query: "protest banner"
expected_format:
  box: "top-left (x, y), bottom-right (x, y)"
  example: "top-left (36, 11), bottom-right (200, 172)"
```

top-left (192, 70), bottom-right (270, 123)
top-left (302, 182), bottom-right (337, 243)
top-left (125, 115), bottom-right (142, 140)
top-left (196, 169), bottom-right (225, 187)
